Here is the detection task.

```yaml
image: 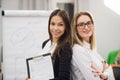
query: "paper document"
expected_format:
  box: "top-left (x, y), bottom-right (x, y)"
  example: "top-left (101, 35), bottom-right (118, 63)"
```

top-left (26, 53), bottom-right (54, 80)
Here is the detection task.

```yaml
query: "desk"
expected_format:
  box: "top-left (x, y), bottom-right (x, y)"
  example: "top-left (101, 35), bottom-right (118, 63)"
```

top-left (110, 64), bottom-right (120, 67)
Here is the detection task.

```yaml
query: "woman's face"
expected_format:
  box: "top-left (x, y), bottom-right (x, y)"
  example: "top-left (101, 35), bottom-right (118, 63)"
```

top-left (50, 15), bottom-right (65, 42)
top-left (76, 15), bottom-right (94, 42)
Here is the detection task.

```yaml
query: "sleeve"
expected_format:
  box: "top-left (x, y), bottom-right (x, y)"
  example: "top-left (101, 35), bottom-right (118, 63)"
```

top-left (50, 44), bottom-right (72, 80)
top-left (91, 49), bottom-right (115, 80)
top-left (103, 66), bottom-right (115, 80)
top-left (72, 45), bottom-right (100, 80)
top-left (42, 39), bottom-right (49, 49)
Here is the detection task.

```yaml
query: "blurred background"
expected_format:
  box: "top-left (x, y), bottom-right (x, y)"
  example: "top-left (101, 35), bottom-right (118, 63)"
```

top-left (0, 0), bottom-right (120, 79)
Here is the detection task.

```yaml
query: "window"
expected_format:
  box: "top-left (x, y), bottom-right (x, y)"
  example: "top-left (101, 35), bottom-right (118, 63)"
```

top-left (104, 0), bottom-right (120, 15)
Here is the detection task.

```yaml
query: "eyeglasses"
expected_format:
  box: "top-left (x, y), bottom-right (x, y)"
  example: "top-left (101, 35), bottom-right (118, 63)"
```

top-left (76, 21), bottom-right (93, 29)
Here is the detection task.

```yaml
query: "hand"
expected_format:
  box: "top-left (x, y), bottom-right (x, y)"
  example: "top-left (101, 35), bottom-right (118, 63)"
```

top-left (102, 61), bottom-right (109, 72)
top-left (91, 64), bottom-right (108, 80)
top-left (25, 77), bottom-right (31, 80)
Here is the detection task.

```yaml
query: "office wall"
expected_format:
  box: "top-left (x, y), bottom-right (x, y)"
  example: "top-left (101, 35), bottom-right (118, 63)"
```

top-left (0, 8), bottom-right (2, 68)
top-left (0, 9), bottom-right (2, 43)
top-left (1, 0), bottom-right (57, 10)
top-left (2, 0), bottom-right (19, 10)
top-left (0, 9), bottom-right (1, 41)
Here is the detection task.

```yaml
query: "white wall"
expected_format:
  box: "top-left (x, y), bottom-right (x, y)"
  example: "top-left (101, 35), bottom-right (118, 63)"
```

top-left (0, 9), bottom-right (2, 43)
top-left (78, 0), bottom-right (120, 58)
top-left (0, 8), bottom-right (2, 67)
top-left (1, 0), bottom-right (57, 10)
top-left (2, 0), bottom-right (20, 10)
top-left (78, 0), bottom-right (89, 11)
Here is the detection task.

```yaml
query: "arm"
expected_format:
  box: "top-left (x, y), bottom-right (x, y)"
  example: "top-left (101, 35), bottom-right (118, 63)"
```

top-left (91, 63), bottom-right (108, 80)
top-left (91, 64), bottom-right (115, 80)
top-left (50, 44), bottom-right (72, 80)
top-left (72, 44), bottom-right (100, 80)
top-left (91, 54), bottom-right (115, 80)
top-left (103, 66), bottom-right (115, 80)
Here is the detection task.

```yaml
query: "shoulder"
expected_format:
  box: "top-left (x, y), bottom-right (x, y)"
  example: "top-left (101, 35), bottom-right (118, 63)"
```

top-left (72, 44), bottom-right (90, 59)
top-left (61, 43), bottom-right (72, 51)
top-left (59, 43), bottom-right (72, 57)
top-left (72, 44), bottom-right (84, 52)
top-left (42, 39), bottom-right (49, 49)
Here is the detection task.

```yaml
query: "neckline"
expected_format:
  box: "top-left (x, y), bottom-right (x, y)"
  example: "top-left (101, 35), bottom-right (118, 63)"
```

top-left (83, 41), bottom-right (90, 49)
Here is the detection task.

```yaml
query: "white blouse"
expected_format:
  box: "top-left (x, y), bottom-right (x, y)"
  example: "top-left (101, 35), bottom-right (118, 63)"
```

top-left (42, 40), bottom-right (57, 55)
top-left (71, 41), bottom-right (115, 80)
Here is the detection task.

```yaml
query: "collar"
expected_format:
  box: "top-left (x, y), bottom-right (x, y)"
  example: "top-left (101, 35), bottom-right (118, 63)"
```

top-left (83, 41), bottom-right (90, 49)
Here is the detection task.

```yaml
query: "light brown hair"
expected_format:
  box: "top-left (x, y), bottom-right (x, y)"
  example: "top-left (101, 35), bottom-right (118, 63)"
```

top-left (71, 11), bottom-right (95, 50)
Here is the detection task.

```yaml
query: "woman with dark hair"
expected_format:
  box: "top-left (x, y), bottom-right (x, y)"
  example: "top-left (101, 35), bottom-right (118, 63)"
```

top-left (26, 9), bottom-right (72, 80)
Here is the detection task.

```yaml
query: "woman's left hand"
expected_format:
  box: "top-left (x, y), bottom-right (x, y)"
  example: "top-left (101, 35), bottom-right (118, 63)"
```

top-left (102, 61), bottom-right (109, 72)
top-left (91, 64), bottom-right (108, 80)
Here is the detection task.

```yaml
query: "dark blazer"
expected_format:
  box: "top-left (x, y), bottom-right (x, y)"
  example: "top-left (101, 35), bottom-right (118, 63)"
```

top-left (42, 40), bottom-right (72, 80)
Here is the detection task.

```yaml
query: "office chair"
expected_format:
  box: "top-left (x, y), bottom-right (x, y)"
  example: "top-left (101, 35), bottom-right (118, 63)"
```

top-left (112, 66), bottom-right (120, 80)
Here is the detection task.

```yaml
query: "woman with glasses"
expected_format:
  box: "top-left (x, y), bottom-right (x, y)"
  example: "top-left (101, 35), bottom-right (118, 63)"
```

top-left (71, 11), bottom-right (115, 80)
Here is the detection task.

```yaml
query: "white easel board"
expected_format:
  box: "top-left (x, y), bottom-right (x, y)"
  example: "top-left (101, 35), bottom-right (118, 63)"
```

top-left (2, 10), bottom-right (51, 80)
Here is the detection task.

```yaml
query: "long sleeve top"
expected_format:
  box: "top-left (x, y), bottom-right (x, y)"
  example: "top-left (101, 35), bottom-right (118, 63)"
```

top-left (42, 40), bottom-right (72, 80)
top-left (71, 41), bottom-right (115, 80)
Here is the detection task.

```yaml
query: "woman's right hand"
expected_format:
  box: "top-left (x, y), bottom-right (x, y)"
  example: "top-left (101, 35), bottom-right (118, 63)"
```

top-left (102, 61), bottom-right (109, 72)
top-left (91, 64), bottom-right (108, 80)
top-left (25, 77), bottom-right (31, 80)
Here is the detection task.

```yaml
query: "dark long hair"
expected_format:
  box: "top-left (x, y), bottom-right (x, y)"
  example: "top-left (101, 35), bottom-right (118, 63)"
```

top-left (48, 9), bottom-right (71, 59)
